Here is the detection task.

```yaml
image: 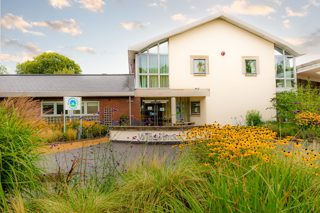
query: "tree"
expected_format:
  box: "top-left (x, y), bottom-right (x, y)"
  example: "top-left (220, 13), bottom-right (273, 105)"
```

top-left (16, 52), bottom-right (81, 74)
top-left (0, 64), bottom-right (8, 74)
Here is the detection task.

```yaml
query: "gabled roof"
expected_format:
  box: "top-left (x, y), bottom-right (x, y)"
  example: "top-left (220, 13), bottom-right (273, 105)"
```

top-left (0, 74), bottom-right (134, 97)
top-left (129, 12), bottom-right (301, 56)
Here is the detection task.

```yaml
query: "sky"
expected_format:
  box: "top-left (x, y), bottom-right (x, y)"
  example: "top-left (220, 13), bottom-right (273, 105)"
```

top-left (0, 0), bottom-right (320, 74)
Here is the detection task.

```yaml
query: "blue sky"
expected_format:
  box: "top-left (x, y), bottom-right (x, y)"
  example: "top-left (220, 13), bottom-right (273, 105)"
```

top-left (1, 0), bottom-right (320, 74)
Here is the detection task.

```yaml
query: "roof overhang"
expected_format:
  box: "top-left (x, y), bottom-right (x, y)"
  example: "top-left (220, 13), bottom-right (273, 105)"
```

top-left (0, 91), bottom-right (135, 98)
top-left (134, 89), bottom-right (210, 97)
top-left (128, 12), bottom-right (301, 57)
top-left (297, 60), bottom-right (320, 82)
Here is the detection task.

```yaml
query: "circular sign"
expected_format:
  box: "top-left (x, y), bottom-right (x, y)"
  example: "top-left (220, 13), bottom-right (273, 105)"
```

top-left (67, 98), bottom-right (79, 110)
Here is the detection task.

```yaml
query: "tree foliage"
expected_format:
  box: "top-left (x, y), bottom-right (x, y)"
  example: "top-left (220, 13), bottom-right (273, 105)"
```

top-left (0, 65), bottom-right (8, 74)
top-left (16, 52), bottom-right (81, 74)
top-left (272, 83), bottom-right (320, 122)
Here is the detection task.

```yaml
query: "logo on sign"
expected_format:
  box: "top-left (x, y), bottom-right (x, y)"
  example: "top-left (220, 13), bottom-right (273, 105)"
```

top-left (68, 98), bottom-right (78, 109)
top-left (64, 97), bottom-right (81, 111)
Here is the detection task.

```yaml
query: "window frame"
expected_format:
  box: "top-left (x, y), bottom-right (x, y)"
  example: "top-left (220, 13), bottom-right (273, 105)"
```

top-left (191, 56), bottom-right (209, 75)
top-left (41, 101), bottom-right (99, 116)
top-left (136, 41), bottom-right (169, 89)
top-left (275, 47), bottom-right (296, 91)
top-left (242, 56), bottom-right (259, 76)
top-left (190, 101), bottom-right (201, 115)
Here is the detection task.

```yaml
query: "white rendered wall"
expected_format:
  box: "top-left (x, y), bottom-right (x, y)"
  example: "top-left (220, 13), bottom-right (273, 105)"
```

top-left (169, 19), bottom-right (276, 125)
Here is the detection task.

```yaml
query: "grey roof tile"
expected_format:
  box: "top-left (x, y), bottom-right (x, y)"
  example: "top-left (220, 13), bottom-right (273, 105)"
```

top-left (0, 74), bottom-right (135, 97)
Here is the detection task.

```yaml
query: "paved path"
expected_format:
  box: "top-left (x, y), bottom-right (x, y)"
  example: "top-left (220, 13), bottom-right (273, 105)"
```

top-left (39, 137), bottom-right (109, 154)
top-left (40, 142), bottom-right (179, 176)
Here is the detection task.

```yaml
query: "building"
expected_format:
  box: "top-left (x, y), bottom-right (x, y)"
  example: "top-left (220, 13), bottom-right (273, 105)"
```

top-left (0, 13), bottom-right (302, 126)
top-left (0, 74), bottom-right (141, 125)
top-left (128, 12), bottom-right (300, 125)
top-left (297, 59), bottom-right (320, 87)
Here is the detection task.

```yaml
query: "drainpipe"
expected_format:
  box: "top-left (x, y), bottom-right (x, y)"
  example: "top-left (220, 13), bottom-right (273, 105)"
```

top-left (129, 96), bottom-right (132, 126)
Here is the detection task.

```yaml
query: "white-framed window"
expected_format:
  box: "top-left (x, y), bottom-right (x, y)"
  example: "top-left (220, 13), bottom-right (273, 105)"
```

top-left (41, 101), bottom-right (99, 116)
top-left (191, 56), bottom-right (209, 75)
top-left (242, 56), bottom-right (259, 76)
top-left (137, 41), bottom-right (169, 88)
top-left (275, 46), bottom-right (296, 91)
top-left (191, 101), bottom-right (200, 115)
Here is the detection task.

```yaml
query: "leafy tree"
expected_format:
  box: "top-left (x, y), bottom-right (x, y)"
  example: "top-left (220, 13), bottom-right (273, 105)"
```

top-left (16, 52), bottom-right (81, 74)
top-left (0, 64), bottom-right (8, 74)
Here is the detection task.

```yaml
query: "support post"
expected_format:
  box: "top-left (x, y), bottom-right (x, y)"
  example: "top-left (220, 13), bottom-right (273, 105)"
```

top-left (171, 97), bottom-right (176, 126)
top-left (63, 105), bottom-right (66, 133)
top-left (129, 96), bottom-right (132, 126)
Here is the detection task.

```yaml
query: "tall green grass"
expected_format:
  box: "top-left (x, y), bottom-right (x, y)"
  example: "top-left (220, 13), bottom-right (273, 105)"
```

top-left (27, 152), bottom-right (320, 213)
top-left (0, 98), bottom-right (43, 211)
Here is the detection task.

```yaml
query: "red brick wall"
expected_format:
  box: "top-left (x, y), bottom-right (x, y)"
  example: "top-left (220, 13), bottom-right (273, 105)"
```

top-left (99, 97), bottom-right (141, 124)
top-left (26, 97), bottom-right (141, 125)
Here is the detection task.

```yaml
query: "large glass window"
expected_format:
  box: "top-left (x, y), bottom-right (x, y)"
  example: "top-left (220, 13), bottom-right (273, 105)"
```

top-left (42, 101), bottom-right (99, 116)
top-left (275, 47), bottom-right (296, 91)
top-left (137, 41), bottom-right (169, 88)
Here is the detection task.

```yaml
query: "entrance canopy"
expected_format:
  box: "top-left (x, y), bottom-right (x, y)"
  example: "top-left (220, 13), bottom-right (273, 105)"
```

top-left (297, 59), bottom-right (320, 82)
top-left (135, 88), bottom-right (210, 97)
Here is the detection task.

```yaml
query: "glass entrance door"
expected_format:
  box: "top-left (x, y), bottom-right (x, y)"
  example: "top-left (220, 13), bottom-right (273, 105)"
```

top-left (142, 99), bottom-right (170, 126)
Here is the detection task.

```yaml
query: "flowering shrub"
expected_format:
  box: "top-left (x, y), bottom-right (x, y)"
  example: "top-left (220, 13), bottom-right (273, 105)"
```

top-left (272, 83), bottom-right (320, 122)
top-left (295, 111), bottom-right (320, 127)
top-left (182, 124), bottom-right (320, 168)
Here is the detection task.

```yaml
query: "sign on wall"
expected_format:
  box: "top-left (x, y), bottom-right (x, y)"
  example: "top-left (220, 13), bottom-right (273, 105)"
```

top-left (64, 97), bottom-right (82, 111)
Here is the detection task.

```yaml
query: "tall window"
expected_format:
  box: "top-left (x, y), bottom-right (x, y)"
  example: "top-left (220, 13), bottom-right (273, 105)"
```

top-left (137, 41), bottom-right (169, 88)
top-left (275, 47), bottom-right (296, 91)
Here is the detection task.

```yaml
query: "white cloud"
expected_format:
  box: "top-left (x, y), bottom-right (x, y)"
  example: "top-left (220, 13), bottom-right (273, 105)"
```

top-left (148, 0), bottom-right (167, 9)
top-left (0, 53), bottom-right (21, 62)
top-left (49, 0), bottom-right (71, 9)
top-left (284, 37), bottom-right (307, 46)
top-left (0, 13), bottom-right (44, 36)
top-left (305, 0), bottom-right (320, 8)
top-left (79, 0), bottom-right (105, 12)
top-left (2, 39), bottom-right (41, 54)
top-left (282, 19), bottom-right (290, 29)
top-left (73, 46), bottom-right (95, 54)
top-left (32, 19), bottom-right (82, 36)
top-left (285, 7), bottom-right (307, 17)
top-left (120, 21), bottom-right (149, 30)
top-left (273, 0), bottom-right (282, 6)
top-left (171, 13), bottom-right (197, 24)
top-left (171, 13), bottom-right (187, 21)
top-left (207, 0), bottom-right (275, 16)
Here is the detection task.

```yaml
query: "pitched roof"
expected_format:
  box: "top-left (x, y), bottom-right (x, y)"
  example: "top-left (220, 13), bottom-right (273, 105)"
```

top-left (128, 12), bottom-right (301, 56)
top-left (0, 74), bottom-right (134, 97)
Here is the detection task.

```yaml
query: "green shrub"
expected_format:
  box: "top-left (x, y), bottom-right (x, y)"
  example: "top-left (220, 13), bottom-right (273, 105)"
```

top-left (272, 83), bottom-right (320, 122)
top-left (263, 121), bottom-right (299, 138)
top-left (246, 110), bottom-right (262, 126)
top-left (120, 114), bottom-right (129, 126)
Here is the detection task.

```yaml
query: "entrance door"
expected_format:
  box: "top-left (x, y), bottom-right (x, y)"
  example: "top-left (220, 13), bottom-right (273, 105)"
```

top-left (143, 101), bottom-right (167, 126)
